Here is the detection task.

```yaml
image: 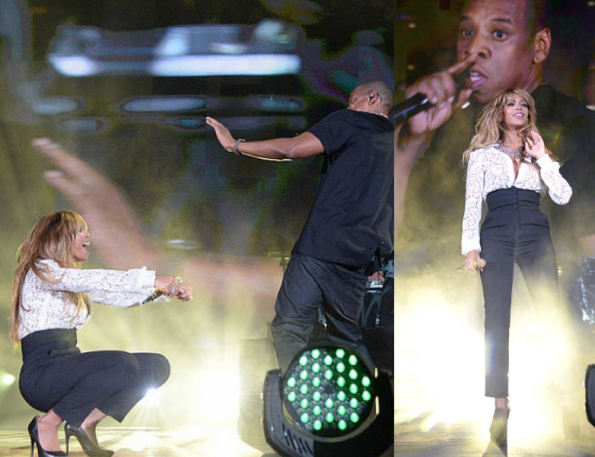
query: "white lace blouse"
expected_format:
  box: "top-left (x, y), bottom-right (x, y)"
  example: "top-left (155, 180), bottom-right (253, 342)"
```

top-left (18, 259), bottom-right (161, 340)
top-left (461, 144), bottom-right (572, 255)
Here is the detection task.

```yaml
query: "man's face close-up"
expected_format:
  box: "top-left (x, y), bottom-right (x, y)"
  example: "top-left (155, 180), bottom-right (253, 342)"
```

top-left (457, 0), bottom-right (536, 103)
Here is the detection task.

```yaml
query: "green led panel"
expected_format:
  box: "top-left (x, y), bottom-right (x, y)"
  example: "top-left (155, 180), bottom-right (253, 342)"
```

top-left (282, 346), bottom-right (376, 438)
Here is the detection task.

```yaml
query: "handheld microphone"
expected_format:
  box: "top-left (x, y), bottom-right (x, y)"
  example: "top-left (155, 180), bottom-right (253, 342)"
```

top-left (394, 69), bottom-right (471, 125)
top-left (141, 289), bottom-right (165, 305)
top-left (393, 93), bottom-right (432, 125)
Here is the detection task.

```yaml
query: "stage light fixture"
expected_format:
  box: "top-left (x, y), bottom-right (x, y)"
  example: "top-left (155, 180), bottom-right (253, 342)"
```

top-left (263, 344), bottom-right (393, 457)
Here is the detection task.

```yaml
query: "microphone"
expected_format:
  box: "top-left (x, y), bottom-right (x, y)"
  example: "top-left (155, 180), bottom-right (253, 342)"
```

top-left (393, 93), bottom-right (432, 125)
top-left (141, 289), bottom-right (165, 305)
top-left (394, 69), bottom-right (471, 125)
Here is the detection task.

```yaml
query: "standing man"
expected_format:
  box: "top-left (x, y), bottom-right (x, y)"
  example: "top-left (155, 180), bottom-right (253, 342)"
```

top-left (207, 81), bottom-right (394, 372)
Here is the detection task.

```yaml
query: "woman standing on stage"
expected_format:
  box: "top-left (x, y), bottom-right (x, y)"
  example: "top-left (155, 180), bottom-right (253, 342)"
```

top-left (10, 211), bottom-right (192, 457)
top-left (461, 88), bottom-right (572, 446)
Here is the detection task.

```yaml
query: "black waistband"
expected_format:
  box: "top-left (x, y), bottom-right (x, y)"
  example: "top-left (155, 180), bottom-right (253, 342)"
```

top-left (486, 187), bottom-right (539, 211)
top-left (21, 328), bottom-right (78, 363)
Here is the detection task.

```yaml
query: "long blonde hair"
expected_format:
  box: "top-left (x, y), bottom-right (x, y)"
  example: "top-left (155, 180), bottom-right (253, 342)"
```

top-left (462, 88), bottom-right (555, 165)
top-left (10, 211), bottom-right (92, 343)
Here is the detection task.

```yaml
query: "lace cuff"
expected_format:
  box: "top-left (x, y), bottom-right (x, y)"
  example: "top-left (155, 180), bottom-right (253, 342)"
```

top-left (536, 154), bottom-right (555, 169)
top-left (536, 156), bottom-right (572, 205)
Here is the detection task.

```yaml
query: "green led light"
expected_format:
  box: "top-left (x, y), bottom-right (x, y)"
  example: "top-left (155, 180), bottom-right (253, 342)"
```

top-left (283, 345), bottom-right (376, 437)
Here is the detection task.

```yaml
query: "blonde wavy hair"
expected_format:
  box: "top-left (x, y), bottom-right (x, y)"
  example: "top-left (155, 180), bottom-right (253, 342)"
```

top-left (462, 88), bottom-right (555, 166)
top-left (10, 211), bottom-right (92, 344)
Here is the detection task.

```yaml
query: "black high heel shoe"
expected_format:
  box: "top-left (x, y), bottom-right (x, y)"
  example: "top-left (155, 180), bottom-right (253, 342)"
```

top-left (64, 423), bottom-right (114, 457)
top-left (489, 402), bottom-right (510, 448)
top-left (28, 417), bottom-right (68, 457)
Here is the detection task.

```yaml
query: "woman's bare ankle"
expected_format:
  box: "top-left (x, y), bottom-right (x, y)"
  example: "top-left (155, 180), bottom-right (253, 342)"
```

top-left (495, 397), bottom-right (509, 409)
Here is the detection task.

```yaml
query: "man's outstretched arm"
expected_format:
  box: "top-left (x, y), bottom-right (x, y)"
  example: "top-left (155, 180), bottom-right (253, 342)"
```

top-left (206, 116), bottom-right (325, 160)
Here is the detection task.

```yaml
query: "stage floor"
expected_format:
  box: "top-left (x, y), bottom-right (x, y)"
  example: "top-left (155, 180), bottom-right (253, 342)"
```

top-left (0, 423), bottom-right (397, 456)
top-left (395, 401), bottom-right (595, 457)
top-left (0, 426), bottom-right (279, 457)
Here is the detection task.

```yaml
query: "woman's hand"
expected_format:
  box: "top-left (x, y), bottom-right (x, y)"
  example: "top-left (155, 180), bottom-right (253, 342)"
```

top-left (525, 131), bottom-right (546, 160)
top-left (154, 276), bottom-right (193, 301)
top-left (464, 250), bottom-right (481, 271)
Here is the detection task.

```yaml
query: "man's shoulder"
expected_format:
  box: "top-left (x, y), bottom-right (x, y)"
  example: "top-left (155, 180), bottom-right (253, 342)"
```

top-left (534, 84), bottom-right (595, 124)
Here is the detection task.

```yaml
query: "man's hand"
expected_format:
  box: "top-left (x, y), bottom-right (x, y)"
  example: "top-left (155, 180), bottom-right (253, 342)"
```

top-left (403, 52), bottom-right (477, 140)
top-left (31, 138), bottom-right (162, 270)
top-left (205, 117), bottom-right (235, 152)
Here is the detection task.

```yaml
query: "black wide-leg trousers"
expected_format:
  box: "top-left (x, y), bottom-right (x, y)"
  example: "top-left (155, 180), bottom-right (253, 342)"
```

top-left (19, 328), bottom-right (170, 426)
top-left (479, 187), bottom-right (560, 398)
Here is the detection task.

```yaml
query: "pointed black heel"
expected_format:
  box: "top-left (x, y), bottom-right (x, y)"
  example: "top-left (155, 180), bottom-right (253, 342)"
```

top-left (64, 423), bottom-right (114, 457)
top-left (28, 417), bottom-right (68, 457)
top-left (489, 402), bottom-right (510, 448)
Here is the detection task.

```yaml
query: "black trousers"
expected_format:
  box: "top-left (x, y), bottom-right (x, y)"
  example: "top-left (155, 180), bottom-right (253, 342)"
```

top-left (480, 187), bottom-right (560, 398)
top-left (19, 329), bottom-right (170, 426)
top-left (270, 254), bottom-right (373, 372)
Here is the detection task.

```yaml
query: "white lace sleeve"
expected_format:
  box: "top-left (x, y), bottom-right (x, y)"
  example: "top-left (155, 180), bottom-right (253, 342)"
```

top-left (536, 155), bottom-right (572, 205)
top-left (40, 260), bottom-right (156, 308)
top-left (462, 150), bottom-right (484, 255)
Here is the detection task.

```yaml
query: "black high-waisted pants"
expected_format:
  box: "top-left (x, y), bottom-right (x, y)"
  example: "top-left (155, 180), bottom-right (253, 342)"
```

top-left (480, 187), bottom-right (559, 398)
top-left (19, 328), bottom-right (170, 426)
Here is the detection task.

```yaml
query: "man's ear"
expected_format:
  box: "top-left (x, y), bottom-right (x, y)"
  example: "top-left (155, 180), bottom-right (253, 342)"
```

top-left (368, 90), bottom-right (380, 105)
top-left (533, 27), bottom-right (551, 64)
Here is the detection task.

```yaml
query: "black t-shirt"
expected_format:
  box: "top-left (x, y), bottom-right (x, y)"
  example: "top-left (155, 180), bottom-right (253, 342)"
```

top-left (292, 109), bottom-right (394, 268)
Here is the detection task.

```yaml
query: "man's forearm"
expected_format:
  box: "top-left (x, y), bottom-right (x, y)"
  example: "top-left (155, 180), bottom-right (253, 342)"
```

top-left (234, 137), bottom-right (297, 161)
